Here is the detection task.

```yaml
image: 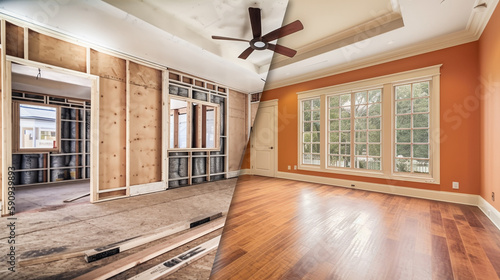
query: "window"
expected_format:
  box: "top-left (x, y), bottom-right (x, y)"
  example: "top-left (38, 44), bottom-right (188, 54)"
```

top-left (301, 98), bottom-right (321, 165)
top-left (169, 98), bottom-right (219, 150)
top-left (394, 81), bottom-right (430, 174)
top-left (328, 94), bottom-right (351, 167)
top-left (297, 65), bottom-right (441, 183)
top-left (14, 102), bottom-right (60, 152)
top-left (327, 89), bottom-right (382, 170)
top-left (354, 89), bottom-right (382, 170)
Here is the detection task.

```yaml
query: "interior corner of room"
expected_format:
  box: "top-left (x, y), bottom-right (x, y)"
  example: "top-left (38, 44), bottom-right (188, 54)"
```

top-left (242, 0), bottom-right (500, 229)
top-left (215, 0), bottom-right (500, 278)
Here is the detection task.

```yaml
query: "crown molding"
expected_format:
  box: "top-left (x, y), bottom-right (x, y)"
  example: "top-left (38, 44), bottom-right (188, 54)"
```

top-left (265, 11), bottom-right (404, 72)
top-left (265, 0), bottom-right (499, 91)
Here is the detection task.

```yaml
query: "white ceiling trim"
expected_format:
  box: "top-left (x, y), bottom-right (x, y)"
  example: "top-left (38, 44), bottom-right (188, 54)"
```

top-left (268, 8), bottom-right (404, 73)
top-left (266, 11), bottom-right (404, 72)
top-left (264, 0), bottom-right (499, 91)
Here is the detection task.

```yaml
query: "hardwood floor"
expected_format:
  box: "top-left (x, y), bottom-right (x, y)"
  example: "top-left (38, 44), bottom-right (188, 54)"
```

top-left (210, 175), bottom-right (500, 280)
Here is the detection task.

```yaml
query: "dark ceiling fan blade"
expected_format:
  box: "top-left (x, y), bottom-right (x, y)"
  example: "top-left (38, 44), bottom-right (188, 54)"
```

top-left (238, 47), bottom-right (254, 59)
top-left (249, 7), bottom-right (262, 39)
top-left (211, 36), bottom-right (249, 42)
top-left (262, 20), bottom-right (304, 42)
top-left (267, 43), bottom-right (297, 58)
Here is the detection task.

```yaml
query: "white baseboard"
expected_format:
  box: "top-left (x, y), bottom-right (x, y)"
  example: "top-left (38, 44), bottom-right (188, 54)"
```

top-left (477, 196), bottom-right (500, 231)
top-left (227, 170), bottom-right (241, 178)
top-left (130, 182), bottom-right (166, 196)
top-left (276, 171), bottom-right (479, 206)
top-left (240, 169), bottom-right (252, 175)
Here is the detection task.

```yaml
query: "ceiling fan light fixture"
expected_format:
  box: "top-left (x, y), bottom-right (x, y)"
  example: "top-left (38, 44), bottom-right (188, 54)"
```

top-left (211, 7), bottom-right (304, 60)
top-left (253, 41), bottom-right (266, 48)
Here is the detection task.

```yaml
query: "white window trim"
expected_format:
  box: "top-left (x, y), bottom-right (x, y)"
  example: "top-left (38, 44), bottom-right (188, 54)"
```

top-left (297, 65), bottom-right (441, 184)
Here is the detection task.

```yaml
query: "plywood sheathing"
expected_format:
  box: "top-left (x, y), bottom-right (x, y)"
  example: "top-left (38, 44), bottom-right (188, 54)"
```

top-left (5, 21), bottom-right (24, 58)
top-left (28, 30), bottom-right (87, 72)
top-left (228, 90), bottom-right (246, 172)
top-left (90, 50), bottom-right (126, 197)
top-left (128, 61), bottom-right (162, 186)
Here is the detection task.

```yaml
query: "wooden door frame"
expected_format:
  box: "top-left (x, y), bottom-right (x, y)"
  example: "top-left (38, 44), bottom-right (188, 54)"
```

top-left (250, 99), bottom-right (278, 178)
top-left (1, 56), bottom-right (100, 215)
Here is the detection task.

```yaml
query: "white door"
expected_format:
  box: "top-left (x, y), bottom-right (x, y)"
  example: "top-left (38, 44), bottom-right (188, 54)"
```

top-left (251, 101), bottom-right (276, 177)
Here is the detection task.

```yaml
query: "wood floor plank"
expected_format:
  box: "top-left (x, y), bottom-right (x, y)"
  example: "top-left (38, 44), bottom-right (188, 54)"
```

top-left (209, 176), bottom-right (500, 280)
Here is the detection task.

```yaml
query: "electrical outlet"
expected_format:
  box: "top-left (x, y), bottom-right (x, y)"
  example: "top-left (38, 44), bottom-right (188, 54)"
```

top-left (492, 192), bottom-right (496, 201)
top-left (294, 165), bottom-right (297, 170)
top-left (452, 182), bottom-right (459, 189)
top-left (288, 165), bottom-right (291, 170)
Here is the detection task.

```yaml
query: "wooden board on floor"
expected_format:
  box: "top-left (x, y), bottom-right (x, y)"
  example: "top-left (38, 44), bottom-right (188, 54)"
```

top-left (28, 29), bottom-right (87, 72)
top-left (228, 89), bottom-right (246, 172)
top-left (74, 218), bottom-right (225, 280)
top-left (129, 236), bottom-right (221, 280)
top-left (5, 21), bottom-right (24, 58)
top-left (63, 192), bottom-right (90, 203)
top-left (84, 212), bottom-right (223, 262)
top-left (129, 62), bottom-right (162, 186)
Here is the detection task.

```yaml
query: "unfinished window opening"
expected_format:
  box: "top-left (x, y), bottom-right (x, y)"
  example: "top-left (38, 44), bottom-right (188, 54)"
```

top-left (167, 71), bottom-right (228, 188)
top-left (169, 97), bottom-right (219, 150)
top-left (13, 102), bottom-right (60, 153)
top-left (170, 99), bottom-right (188, 149)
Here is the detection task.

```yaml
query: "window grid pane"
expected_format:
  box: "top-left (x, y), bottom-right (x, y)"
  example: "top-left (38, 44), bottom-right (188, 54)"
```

top-left (394, 82), bottom-right (430, 174)
top-left (328, 89), bottom-right (381, 170)
top-left (302, 98), bottom-right (321, 165)
top-left (354, 89), bottom-right (382, 170)
top-left (328, 94), bottom-right (351, 168)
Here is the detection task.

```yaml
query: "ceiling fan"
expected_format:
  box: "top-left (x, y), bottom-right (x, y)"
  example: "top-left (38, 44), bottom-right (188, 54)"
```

top-left (212, 7), bottom-right (304, 59)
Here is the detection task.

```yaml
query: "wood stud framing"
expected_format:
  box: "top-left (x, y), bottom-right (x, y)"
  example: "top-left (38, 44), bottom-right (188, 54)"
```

top-left (0, 16), bottom-right (241, 213)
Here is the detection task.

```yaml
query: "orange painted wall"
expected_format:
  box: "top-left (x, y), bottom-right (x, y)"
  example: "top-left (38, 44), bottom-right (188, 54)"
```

top-left (253, 42), bottom-right (481, 194)
top-left (480, 5), bottom-right (500, 211)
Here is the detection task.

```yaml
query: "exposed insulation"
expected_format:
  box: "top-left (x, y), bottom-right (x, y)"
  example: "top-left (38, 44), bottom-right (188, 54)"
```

top-left (28, 30), bottom-right (87, 72)
top-left (168, 152), bottom-right (189, 188)
top-left (129, 62), bottom-right (162, 186)
top-left (5, 22), bottom-right (24, 58)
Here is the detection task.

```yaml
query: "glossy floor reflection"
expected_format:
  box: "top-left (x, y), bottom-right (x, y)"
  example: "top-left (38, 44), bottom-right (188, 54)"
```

top-left (211, 175), bottom-right (500, 280)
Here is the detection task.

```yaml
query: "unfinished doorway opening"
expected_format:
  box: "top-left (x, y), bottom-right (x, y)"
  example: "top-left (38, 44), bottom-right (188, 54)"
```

top-left (5, 60), bottom-right (98, 213)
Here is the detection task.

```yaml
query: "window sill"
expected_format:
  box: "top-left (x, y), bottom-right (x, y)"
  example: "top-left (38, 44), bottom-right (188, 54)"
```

top-left (297, 165), bottom-right (439, 184)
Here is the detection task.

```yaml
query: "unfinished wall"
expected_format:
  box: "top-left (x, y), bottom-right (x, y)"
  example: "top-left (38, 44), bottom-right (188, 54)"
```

top-left (6, 22), bottom-right (23, 58)
top-left (90, 50), bottom-right (127, 197)
top-left (128, 61), bottom-right (162, 186)
top-left (28, 30), bottom-right (86, 72)
top-left (228, 89), bottom-right (246, 172)
top-left (0, 17), bottom-right (251, 207)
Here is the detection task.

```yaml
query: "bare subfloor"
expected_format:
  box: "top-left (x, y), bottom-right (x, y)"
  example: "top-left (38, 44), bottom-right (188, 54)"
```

top-left (0, 179), bottom-right (236, 279)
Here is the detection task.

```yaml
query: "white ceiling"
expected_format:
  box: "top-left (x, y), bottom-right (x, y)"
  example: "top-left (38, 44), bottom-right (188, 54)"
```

top-left (11, 63), bottom-right (92, 100)
top-left (0, 0), bottom-right (498, 94)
